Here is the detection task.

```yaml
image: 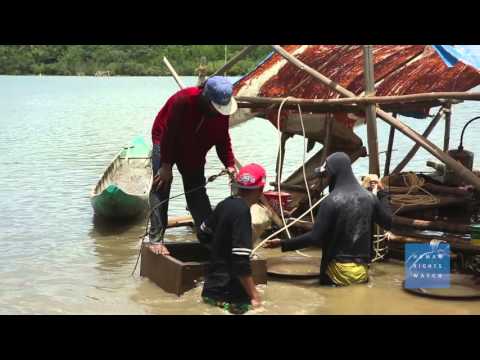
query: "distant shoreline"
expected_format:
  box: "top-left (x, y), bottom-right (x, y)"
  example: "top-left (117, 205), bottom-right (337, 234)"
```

top-left (0, 45), bottom-right (271, 78)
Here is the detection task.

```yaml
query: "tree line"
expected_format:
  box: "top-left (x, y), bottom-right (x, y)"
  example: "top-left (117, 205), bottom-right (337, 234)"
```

top-left (0, 45), bottom-right (272, 76)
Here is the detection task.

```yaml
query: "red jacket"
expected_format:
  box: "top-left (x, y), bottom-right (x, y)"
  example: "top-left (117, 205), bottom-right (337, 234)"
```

top-left (152, 87), bottom-right (235, 174)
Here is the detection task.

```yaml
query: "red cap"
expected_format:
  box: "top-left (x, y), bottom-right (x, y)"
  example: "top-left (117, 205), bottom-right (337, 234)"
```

top-left (235, 163), bottom-right (266, 189)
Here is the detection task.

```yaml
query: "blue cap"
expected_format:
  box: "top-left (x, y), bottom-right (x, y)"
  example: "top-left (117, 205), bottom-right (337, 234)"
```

top-left (203, 76), bottom-right (238, 116)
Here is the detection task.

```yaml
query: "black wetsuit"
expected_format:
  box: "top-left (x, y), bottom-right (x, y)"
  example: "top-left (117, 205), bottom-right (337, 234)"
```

top-left (281, 152), bottom-right (393, 285)
top-left (199, 196), bottom-right (253, 304)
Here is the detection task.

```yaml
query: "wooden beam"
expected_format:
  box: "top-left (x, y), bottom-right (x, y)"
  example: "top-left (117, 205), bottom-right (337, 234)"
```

top-left (444, 105), bottom-right (452, 152)
top-left (392, 216), bottom-right (470, 234)
top-left (271, 44), bottom-right (480, 191)
top-left (384, 123), bottom-right (396, 177)
top-left (275, 132), bottom-right (289, 186)
top-left (363, 45), bottom-right (380, 175)
top-left (236, 92), bottom-right (480, 106)
top-left (210, 45), bottom-right (259, 78)
top-left (236, 101), bottom-right (365, 114)
top-left (320, 115), bottom-right (333, 165)
top-left (163, 57), bottom-right (185, 89)
top-left (392, 107), bottom-right (445, 174)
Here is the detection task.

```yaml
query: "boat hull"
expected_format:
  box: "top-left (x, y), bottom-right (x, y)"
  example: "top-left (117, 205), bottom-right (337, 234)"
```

top-left (91, 184), bottom-right (148, 219)
top-left (90, 137), bottom-right (152, 221)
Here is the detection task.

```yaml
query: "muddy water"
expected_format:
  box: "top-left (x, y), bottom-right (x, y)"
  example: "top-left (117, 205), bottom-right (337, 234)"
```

top-left (1, 75), bottom-right (480, 315)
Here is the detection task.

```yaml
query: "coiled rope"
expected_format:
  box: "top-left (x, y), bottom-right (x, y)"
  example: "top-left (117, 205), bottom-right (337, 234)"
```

top-left (382, 172), bottom-right (439, 215)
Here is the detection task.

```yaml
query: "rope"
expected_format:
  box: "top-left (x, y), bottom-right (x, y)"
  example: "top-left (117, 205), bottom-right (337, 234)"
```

top-left (298, 104), bottom-right (315, 224)
top-left (275, 98), bottom-right (313, 258)
top-left (382, 172), bottom-right (439, 216)
top-left (276, 97), bottom-right (292, 240)
top-left (251, 194), bottom-right (327, 257)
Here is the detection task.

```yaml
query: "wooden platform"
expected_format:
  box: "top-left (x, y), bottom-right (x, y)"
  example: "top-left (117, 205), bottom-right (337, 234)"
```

top-left (140, 241), bottom-right (268, 296)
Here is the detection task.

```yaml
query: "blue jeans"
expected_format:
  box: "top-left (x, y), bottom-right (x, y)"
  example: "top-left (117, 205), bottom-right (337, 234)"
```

top-left (149, 144), bottom-right (213, 242)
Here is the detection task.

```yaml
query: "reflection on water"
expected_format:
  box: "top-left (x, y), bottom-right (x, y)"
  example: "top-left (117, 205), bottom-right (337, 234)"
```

top-left (1, 75), bottom-right (480, 314)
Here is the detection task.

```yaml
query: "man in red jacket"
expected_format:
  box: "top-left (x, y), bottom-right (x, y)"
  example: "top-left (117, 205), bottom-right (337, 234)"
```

top-left (148, 77), bottom-right (238, 253)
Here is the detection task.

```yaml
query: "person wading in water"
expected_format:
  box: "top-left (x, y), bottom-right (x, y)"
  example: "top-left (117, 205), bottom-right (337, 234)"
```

top-left (265, 152), bottom-right (392, 287)
top-left (198, 164), bottom-right (266, 314)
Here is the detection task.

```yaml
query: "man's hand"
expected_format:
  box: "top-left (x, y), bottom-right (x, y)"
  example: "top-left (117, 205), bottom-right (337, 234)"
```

top-left (370, 179), bottom-right (384, 195)
top-left (263, 238), bottom-right (282, 249)
top-left (227, 166), bottom-right (237, 178)
top-left (153, 164), bottom-right (173, 191)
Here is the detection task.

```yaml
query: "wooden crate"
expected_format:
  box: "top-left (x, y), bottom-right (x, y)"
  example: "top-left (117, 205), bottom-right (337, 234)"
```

top-left (140, 241), bottom-right (267, 296)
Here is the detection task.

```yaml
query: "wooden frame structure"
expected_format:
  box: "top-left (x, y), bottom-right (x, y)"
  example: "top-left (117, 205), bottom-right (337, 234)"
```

top-left (231, 45), bottom-right (480, 189)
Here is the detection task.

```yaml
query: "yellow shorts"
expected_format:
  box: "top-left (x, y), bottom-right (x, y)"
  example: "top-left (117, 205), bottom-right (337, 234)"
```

top-left (326, 261), bottom-right (369, 286)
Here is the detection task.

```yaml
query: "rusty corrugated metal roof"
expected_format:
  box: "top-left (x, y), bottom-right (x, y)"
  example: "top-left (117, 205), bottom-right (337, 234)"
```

top-left (233, 45), bottom-right (480, 128)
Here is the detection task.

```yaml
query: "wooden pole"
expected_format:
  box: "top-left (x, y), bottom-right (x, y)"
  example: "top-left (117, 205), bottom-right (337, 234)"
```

top-left (363, 45), bottom-right (380, 175)
top-left (320, 114), bottom-right (333, 165)
top-left (210, 45), bottom-right (258, 78)
top-left (392, 107), bottom-right (445, 174)
top-left (444, 105), bottom-right (452, 152)
top-left (275, 132), bottom-right (289, 186)
top-left (163, 57), bottom-right (185, 89)
top-left (235, 92), bottom-right (480, 106)
top-left (271, 45), bottom-right (480, 191)
top-left (393, 215), bottom-right (470, 234)
top-left (384, 122), bottom-right (396, 177)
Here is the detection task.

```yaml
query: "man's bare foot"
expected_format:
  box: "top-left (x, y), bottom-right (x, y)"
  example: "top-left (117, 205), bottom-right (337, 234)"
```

top-left (148, 244), bottom-right (170, 256)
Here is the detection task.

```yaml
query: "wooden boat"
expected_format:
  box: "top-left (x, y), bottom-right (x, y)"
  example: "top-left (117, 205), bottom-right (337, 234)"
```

top-left (91, 137), bottom-right (152, 219)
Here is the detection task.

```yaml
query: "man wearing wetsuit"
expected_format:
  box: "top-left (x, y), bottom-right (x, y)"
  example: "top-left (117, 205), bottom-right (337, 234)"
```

top-left (265, 152), bottom-right (392, 286)
top-left (198, 164), bottom-right (266, 314)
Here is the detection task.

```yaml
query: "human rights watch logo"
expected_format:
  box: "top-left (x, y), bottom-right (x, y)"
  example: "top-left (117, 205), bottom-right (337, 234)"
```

top-left (405, 240), bottom-right (450, 289)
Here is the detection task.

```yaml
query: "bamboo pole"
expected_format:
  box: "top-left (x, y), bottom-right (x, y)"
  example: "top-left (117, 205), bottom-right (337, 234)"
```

top-left (210, 45), bottom-right (259, 78)
top-left (363, 45), bottom-right (380, 175)
top-left (384, 123), bottom-right (396, 177)
top-left (444, 105), bottom-right (452, 152)
top-left (167, 215), bottom-right (194, 229)
top-left (320, 115), bottom-right (333, 165)
top-left (163, 57), bottom-right (185, 89)
top-left (392, 107), bottom-right (445, 174)
top-left (275, 132), bottom-right (289, 186)
top-left (236, 92), bottom-right (480, 106)
top-left (269, 44), bottom-right (480, 192)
